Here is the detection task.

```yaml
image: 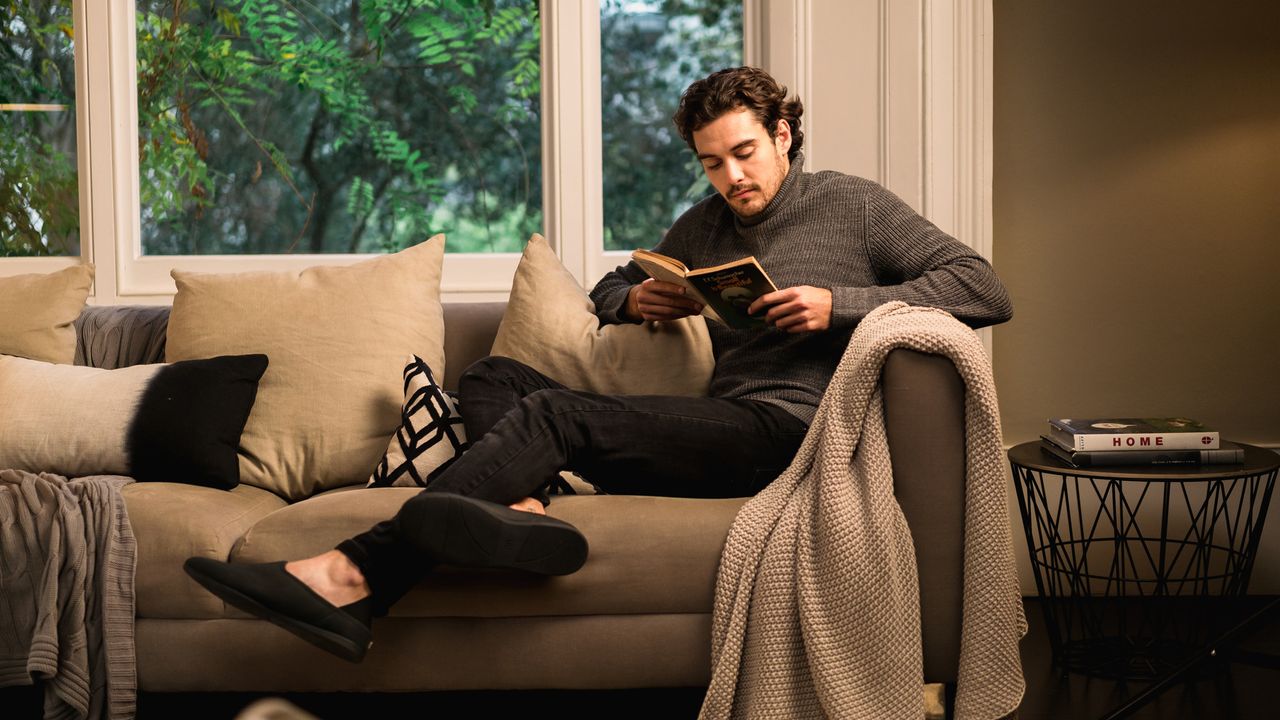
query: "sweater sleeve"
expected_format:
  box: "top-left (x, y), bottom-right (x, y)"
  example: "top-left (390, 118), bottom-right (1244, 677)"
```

top-left (829, 184), bottom-right (1012, 329)
top-left (588, 200), bottom-right (711, 326)
top-left (589, 261), bottom-right (648, 326)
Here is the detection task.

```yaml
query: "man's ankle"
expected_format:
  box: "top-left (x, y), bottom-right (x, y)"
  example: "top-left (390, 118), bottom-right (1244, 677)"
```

top-left (286, 551), bottom-right (372, 604)
top-left (325, 550), bottom-right (370, 592)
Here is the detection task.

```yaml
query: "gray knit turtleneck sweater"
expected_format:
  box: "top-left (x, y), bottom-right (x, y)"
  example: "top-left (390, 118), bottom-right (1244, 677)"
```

top-left (590, 155), bottom-right (1012, 424)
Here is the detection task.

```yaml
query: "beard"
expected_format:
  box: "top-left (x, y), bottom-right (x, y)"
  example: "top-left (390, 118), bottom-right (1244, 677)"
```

top-left (721, 153), bottom-right (790, 217)
top-left (724, 181), bottom-right (771, 217)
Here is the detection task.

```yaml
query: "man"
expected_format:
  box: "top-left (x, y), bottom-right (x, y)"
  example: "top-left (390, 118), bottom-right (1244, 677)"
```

top-left (183, 66), bottom-right (1012, 663)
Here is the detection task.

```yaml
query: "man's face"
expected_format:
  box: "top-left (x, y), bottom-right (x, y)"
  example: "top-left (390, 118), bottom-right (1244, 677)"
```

top-left (692, 107), bottom-right (792, 217)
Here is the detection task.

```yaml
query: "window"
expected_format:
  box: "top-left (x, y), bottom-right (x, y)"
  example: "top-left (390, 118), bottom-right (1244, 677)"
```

top-left (600, 0), bottom-right (742, 251)
top-left (134, 0), bottom-right (541, 256)
top-left (1, 1), bottom-right (768, 301)
top-left (1, 2), bottom-right (80, 257)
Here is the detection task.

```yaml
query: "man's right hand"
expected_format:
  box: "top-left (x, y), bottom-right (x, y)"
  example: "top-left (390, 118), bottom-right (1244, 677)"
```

top-left (625, 278), bottom-right (704, 322)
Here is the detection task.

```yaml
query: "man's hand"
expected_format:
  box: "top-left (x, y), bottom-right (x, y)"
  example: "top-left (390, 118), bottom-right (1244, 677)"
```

top-left (749, 286), bottom-right (833, 333)
top-left (626, 278), bottom-right (704, 322)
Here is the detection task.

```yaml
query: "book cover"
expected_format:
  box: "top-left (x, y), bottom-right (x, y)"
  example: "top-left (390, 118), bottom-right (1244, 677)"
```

top-left (630, 250), bottom-right (778, 329)
top-left (684, 258), bottom-right (777, 330)
top-left (1040, 436), bottom-right (1244, 467)
top-left (1047, 417), bottom-right (1220, 451)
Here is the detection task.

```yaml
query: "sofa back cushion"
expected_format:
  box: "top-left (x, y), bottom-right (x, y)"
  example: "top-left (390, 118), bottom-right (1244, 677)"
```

top-left (74, 304), bottom-right (170, 369)
top-left (491, 234), bottom-right (714, 396)
top-left (76, 302), bottom-right (504, 392)
top-left (440, 302), bottom-right (505, 390)
top-left (165, 237), bottom-right (446, 500)
top-left (0, 264), bottom-right (94, 364)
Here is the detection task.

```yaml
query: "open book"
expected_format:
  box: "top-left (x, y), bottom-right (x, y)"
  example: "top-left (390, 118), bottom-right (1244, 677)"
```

top-left (631, 249), bottom-right (779, 330)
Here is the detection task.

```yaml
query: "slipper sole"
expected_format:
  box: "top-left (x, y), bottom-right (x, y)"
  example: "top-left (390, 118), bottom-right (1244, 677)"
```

top-left (400, 494), bottom-right (588, 575)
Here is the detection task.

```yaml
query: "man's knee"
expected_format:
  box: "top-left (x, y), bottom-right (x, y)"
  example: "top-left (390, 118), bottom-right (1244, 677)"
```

top-left (458, 355), bottom-right (528, 389)
top-left (519, 388), bottom-right (573, 416)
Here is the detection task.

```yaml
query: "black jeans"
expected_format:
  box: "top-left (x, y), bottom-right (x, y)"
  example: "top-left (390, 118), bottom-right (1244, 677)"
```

top-left (337, 356), bottom-right (809, 614)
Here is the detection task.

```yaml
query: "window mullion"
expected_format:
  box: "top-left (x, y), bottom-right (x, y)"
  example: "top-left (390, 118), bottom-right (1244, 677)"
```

top-left (541, 1), bottom-right (603, 289)
top-left (72, 0), bottom-right (143, 304)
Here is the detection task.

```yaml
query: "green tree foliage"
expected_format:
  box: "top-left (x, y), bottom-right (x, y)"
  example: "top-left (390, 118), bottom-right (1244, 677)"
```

top-left (600, 0), bottom-right (740, 251)
top-left (0, 3), bottom-right (79, 256)
top-left (3, 0), bottom-right (740, 258)
top-left (135, 0), bottom-right (542, 254)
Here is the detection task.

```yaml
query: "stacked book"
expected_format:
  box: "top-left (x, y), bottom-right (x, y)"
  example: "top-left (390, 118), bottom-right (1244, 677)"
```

top-left (1040, 417), bottom-right (1244, 468)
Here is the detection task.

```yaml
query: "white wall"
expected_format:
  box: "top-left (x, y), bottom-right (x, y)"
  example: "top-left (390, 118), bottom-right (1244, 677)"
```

top-left (789, 0), bottom-right (1280, 595)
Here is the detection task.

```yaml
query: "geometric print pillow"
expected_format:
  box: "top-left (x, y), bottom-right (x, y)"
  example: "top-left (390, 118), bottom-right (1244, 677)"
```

top-left (367, 354), bottom-right (469, 488)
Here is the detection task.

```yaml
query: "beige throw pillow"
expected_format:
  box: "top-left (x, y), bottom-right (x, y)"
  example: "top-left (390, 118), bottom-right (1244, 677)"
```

top-left (0, 353), bottom-right (267, 489)
top-left (0, 264), bottom-right (94, 363)
top-left (491, 234), bottom-right (713, 396)
top-left (166, 237), bottom-right (446, 500)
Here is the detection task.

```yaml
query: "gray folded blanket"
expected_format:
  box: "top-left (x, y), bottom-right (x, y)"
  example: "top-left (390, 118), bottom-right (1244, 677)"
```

top-left (1, 470), bottom-right (136, 720)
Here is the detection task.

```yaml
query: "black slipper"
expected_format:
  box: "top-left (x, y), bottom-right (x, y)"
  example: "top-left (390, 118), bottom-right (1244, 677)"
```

top-left (395, 493), bottom-right (589, 576)
top-left (183, 557), bottom-right (373, 663)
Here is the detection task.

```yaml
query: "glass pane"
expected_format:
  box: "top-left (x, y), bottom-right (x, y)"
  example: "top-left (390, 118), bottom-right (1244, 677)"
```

top-left (136, 0), bottom-right (541, 255)
top-left (0, 2), bottom-right (81, 257)
top-left (600, 0), bottom-right (741, 251)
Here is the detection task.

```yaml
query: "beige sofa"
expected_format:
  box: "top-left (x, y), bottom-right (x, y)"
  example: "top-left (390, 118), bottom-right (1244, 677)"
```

top-left (75, 301), bottom-right (970, 695)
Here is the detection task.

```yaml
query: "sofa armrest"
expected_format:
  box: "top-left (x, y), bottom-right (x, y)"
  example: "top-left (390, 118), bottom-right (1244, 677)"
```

top-left (881, 348), bottom-right (966, 683)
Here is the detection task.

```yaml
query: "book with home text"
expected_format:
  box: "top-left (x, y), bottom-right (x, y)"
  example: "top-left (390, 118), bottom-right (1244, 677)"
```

top-left (1039, 435), bottom-right (1243, 467)
top-left (1046, 417), bottom-right (1220, 452)
top-left (631, 249), bottom-right (779, 330)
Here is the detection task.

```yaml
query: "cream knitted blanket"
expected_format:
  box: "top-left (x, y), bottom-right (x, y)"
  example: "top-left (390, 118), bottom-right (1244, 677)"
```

top-left (701, 302), bottom-right (1025, 719)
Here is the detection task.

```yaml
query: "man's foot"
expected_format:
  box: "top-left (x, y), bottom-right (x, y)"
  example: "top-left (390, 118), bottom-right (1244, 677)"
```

top-left (508, 496), bottom-right (545, 514)
top-left (183, 558), bottom-right (373, 663)
top-left (396, 493), bottom-right (588, 576)
top-left (286, 550), bottom-right (371, 607)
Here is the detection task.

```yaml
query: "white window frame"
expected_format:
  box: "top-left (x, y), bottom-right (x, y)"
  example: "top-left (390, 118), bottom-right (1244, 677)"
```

top-left (3, 1), bottom-right (761, 304)
top-left (5, 1), bottom-right (992, 319)
top-left (549, 1), bottom-right (765, 290)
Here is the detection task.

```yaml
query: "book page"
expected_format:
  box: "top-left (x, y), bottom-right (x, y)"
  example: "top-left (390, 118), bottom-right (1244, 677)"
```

top-left (630, 250), bottom-right (724, 324)
top-left (632, 249), bottom-right (690, 275)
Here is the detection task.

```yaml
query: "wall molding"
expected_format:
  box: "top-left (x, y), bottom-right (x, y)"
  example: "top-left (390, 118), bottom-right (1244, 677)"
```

top-left (801, 0), bottom-right (993, 350)
top-left (925, 0), bottom-right (994, 350)
top-left (798, 0), bottom-right (991, 262)
top-left (755, 0), bottom-right (812, 170)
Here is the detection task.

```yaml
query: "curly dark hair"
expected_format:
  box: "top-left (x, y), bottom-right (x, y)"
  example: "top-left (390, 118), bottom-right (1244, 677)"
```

top-left (672, 66), bottom-right (804, 161)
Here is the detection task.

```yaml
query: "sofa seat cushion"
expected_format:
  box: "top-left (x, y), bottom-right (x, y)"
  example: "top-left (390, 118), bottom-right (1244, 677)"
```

top-left (232, 490), bottom-right (746, 617)
top-left (124, 482), bottom-right (286, 618)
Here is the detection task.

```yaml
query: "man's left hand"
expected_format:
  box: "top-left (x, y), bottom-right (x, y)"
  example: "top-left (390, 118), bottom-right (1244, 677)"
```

top-left (749, 286), bottom-right (832, 333)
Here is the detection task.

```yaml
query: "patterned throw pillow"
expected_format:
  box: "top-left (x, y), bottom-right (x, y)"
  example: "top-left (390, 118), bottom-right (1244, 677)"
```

top-left (368, 355), bottom-right (469, 488)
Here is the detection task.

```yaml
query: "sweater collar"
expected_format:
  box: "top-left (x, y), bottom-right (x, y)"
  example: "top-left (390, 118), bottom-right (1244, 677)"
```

top-left (733, 152), bottom-right (805, 230)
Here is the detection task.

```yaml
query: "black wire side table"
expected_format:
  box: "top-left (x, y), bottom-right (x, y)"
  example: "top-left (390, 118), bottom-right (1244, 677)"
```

top-left (1010, 441), bottom-right (1279, 686)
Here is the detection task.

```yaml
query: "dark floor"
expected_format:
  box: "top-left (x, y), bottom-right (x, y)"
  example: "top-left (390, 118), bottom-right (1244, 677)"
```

top-left (4, 596), bottom-right (1277, 719)
top-left (1015, 595), bottom-right (1279, 719)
